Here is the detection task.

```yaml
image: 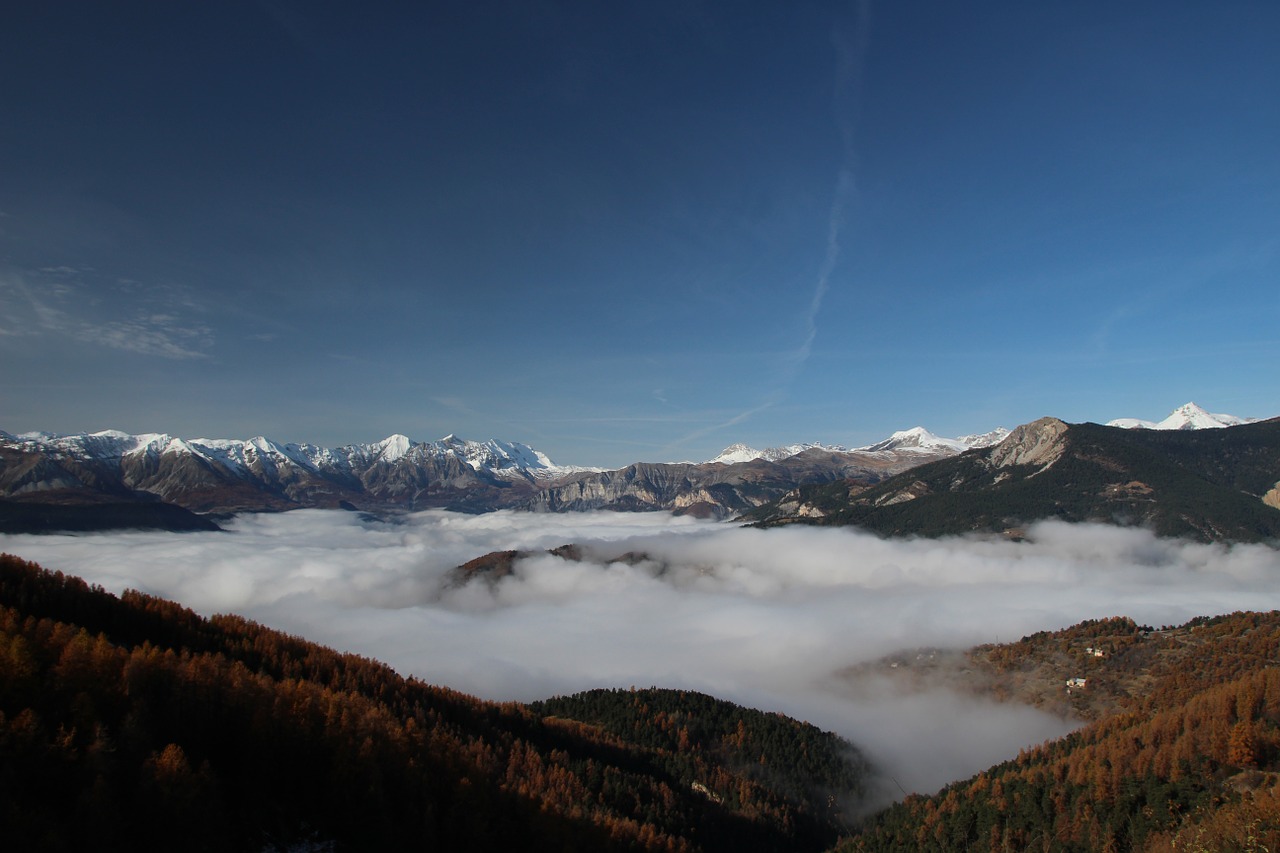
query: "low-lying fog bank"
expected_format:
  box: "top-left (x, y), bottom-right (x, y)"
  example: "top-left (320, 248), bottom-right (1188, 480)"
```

top-left (4, 510), bottom-right (1278, 798)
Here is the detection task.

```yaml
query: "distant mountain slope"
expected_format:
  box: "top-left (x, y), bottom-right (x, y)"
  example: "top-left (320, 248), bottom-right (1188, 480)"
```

top-left (0, 430), bottom-right (594, 516)
top-left (516, 447), bottom-right (955, 518)
top-left (0, 553), bottom-right (870, 852)
top-left (843, 611), bottom-right (1280, 852)
top-left (752, 417), bottom-right (1280, 543)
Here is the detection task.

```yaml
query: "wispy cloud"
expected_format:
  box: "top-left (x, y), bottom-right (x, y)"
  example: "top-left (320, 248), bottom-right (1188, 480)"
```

top-left (76, 315), bottom-right (213, 359)
top-left (787, 166), bottom-right (855, 372)
top-left (786, 0), bottom-right (870, 374)
top-left (0, 267), bottom-right (213, 359)
top-left (0, 271), bottom-right (72, 338)
top-left (431, 395), bottom-right (484, 419)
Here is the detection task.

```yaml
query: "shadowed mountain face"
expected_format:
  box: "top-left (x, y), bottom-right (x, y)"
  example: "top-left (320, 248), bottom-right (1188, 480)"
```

top-left (751, 418), bottom-right (1280, 543)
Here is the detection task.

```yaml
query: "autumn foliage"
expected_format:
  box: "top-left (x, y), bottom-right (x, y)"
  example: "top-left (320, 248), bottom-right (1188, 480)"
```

top-left (0, 553), bottom-right (866, 852)
top-left (845, 611), bottom-right (1280, 852)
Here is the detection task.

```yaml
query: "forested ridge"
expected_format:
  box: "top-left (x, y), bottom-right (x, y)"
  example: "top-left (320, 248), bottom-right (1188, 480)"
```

top-left (530, 687), bottom-right (868, 849)
top-left (0, 553), bottom-right (867, 852)
top-left (755, 419), bottom-right (1280, 542)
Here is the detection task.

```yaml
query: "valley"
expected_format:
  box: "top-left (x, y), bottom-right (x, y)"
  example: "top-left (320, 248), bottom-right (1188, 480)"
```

top-left (2, 403), bottom-right (1277, 850)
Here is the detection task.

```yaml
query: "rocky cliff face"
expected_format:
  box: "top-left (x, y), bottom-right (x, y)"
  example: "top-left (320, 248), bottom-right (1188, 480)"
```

top-left (987, 417), bottom-right (1069, 471)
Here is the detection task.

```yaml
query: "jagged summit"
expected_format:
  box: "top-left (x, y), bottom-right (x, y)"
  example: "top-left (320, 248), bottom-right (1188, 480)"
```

top-left (0, 428), bottom-right (622, 517)
top-left (2, 429), bottom-right (587, 481)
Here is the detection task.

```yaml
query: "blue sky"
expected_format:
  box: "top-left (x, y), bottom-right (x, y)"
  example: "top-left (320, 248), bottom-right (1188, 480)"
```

top-left (2, 1), bottom-right (1277, 467)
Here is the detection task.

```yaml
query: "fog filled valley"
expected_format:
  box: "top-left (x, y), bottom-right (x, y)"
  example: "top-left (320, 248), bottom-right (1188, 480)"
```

top-left (6, 509), bottom-right (1279, 806)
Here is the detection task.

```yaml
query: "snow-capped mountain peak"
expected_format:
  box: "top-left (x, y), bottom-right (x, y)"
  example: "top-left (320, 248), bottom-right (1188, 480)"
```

top-left (859, 427), bottom-right (969, 454)
top-left (708, 427), bottom-right (1010, 464)
top-left (372, 434), bottom-right (414, 463)
top-left (1107, 402), bottom-right (1258, 431)
top-left (708, 442), bottom-right (851, 465)
top-left (710, 443), bottom-right (767, 464)
top-left (0, 428), bottom-right (589, 486)
top-left (1157, 402), bottom-right (1253, 430)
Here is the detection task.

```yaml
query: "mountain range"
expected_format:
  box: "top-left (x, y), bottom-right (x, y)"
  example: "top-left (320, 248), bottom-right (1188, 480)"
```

top-left (1, 403), bottom-right (1273, 537)
top-left (0, 423), bottom-right (1005, 526)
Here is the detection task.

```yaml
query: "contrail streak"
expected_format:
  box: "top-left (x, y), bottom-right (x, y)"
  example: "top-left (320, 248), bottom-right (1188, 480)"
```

top-left (792, 0), bottom-right (870, 372)
top-left (668, 3), bottom-right (872, 455)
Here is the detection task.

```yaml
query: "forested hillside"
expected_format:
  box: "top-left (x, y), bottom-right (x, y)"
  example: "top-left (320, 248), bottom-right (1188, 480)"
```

top-left (844, 612), bottom-right (1280, 852)
top-left (530, 688), bottom-right (867, 849)
top-left (0, 553), bottom-right (868, 852)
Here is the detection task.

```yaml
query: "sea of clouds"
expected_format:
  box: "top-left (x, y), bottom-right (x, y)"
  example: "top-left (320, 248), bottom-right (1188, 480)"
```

top-left (4, 510), bottom-right (1279, 800)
